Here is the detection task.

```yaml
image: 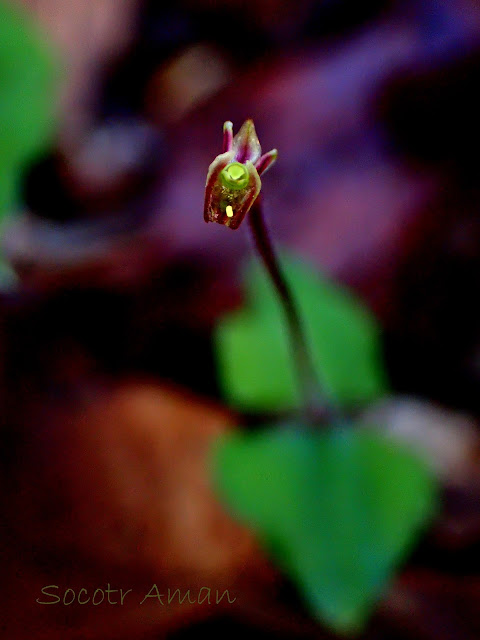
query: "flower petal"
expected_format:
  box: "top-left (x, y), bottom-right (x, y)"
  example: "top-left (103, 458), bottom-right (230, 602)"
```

top-left (223, 121), bottom-right (233, 152)
top-left (255, 149), bottom-right (278, 176)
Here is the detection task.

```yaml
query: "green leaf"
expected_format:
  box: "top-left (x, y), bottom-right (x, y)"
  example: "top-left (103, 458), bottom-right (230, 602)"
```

top-left (212, 426), bottom-right (437, 634)
top-left (0, 1), bottom-right (57, 218)
top-left (0, 164), bottom-right (17, 215)
top-left (215, 254), bottom-right (388, 411)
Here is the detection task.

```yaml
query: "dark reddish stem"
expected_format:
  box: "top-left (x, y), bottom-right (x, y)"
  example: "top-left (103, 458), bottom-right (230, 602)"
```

top-left (248, 197), bottom-right (340, 425)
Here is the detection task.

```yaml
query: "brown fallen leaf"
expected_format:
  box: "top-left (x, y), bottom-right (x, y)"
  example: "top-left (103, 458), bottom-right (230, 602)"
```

top-left (0, 380), bottom-right (275, 639)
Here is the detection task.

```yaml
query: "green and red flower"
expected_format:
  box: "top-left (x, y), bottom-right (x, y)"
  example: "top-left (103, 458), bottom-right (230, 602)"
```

top-left (204, 120), bottom-right (277, 230)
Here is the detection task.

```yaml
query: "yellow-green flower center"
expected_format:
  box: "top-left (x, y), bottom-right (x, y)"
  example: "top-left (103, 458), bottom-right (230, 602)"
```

top-left (220, 162), bottom-right (249, 190)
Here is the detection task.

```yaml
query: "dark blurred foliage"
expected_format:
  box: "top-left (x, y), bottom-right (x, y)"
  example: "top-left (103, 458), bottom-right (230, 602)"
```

top-left (376, 50), bottom-right (480, 413)
top-left (379, 50), bottom-right (480, 177)
top-left (101, 0), bottom-right (396, 118)
top-left (4, 0), bottom-right (480, 639)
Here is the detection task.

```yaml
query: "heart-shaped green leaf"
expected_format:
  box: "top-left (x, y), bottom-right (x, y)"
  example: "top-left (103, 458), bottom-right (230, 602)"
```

top-left (212, 426), bottom-right (437, 634)
top-left (215, 255), bottom-right (388, 411)
top-left (1, 1), bottom-right (57, 218)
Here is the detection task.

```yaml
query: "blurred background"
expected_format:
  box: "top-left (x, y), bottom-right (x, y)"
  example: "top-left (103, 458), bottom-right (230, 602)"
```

top-left (3, 0), bottom-right (480, 638)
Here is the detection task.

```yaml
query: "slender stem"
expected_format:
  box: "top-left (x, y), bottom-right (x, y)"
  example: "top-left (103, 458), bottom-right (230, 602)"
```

top-left (248, 197), bottom-right (339, 425)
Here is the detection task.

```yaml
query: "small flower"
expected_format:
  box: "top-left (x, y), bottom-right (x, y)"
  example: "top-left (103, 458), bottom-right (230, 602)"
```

top-left (204, 120), bottom-right (277, 230)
